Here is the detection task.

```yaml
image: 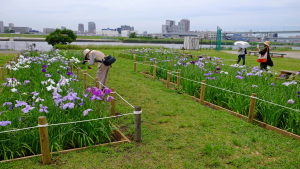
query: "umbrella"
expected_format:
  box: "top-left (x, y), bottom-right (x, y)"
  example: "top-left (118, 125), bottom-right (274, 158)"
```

top-left (234, 41), bottom-right (251, 48)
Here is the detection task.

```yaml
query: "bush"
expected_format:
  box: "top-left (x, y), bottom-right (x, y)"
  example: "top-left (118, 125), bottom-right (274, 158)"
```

top-left (45, 29), bottom-right (77, 46)
top-left (155, 36), bottom-right (158, 39)
top-left (129, 32), bottom-right (137, 38)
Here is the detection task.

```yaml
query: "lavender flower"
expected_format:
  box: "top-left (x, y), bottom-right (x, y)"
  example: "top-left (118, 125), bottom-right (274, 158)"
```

top-left (104, 88), bottom-right (112, 95)
top-left (23, 80), bottom-right (30, 85)
top-left (9, 106), bottom-right (12, 111)
top-left (42, 68), bottom-right (46, 72)
top-left (236, 75), bottom-right (245, 79)
top-left (0, 121), bottom-right (11, 127)
top-left (45, 74), bottom-right (52, 78)
top-left (58, 70), bottom-right (61, 74)
top-left (15, 100), bottom-right (28, 108)
top-left (83, 109), bottom-right (93, 116)
top-left (63, 102), bottom-right (75, 109)
top-left (19, 116), bottom-right (21, 122)
top-left (39, 104), bottom-right (48, 113)
top-left (31, 91), bottom-right (39, 97)
top-left (106, 96), bottom-right (115, 102)
top-left (22, 105), bottom-right (35, 113)
top-left (287, 99), bottom-right (294, 104)
top-left (3, 102), bottom-right (12, 107)
top-left (79, 99), bottom-right (84, 106)
top-left (211, 77), bottom-right (216, 80)
top-left (252, 85), bottom-right (258, 87)
top-left (32, 102), bottom-right (35, 106)
top-left (42, 65), bottom-right (47, 69)
top-left (271, 83), bottom-right (274, 86)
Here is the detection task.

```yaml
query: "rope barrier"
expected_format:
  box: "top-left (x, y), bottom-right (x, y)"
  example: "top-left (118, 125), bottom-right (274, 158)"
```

top-left (0, 112), bottom-right (136, 134)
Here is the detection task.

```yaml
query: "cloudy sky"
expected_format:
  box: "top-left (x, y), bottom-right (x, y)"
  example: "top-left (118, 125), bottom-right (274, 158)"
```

top-left (1, 0), bottom-right (300, 35)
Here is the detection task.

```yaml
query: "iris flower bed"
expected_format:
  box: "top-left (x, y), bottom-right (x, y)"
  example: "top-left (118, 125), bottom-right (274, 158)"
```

top-left (0, 50), bottom-right (114, 160)
top-left (128, 48), bottom-right (300, 135)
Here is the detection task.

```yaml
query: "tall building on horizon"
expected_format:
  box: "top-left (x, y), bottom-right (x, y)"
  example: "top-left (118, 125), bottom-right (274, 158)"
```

top-left (78, 23), bottom-right (84, 33)
top-left (9, 23), bottom-right (14, 30)
top-left (180, 19), bottom-right (190, 32)
top-left (162, 19), bottom-right (186, 34)
top-left (88, 22), bottom-right (96, 33)
top-left (121, 25), bottom-right (134, 31)
top-left (0, 21), bottom-right (4, 33)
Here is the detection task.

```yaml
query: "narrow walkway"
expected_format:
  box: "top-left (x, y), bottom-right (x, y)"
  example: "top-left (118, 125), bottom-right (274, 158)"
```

top-left (223, 51), bottom-right (300, 59)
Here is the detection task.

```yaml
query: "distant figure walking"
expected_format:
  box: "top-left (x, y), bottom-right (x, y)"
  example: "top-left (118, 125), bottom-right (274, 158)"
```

top-left (237, 47), bottom-right (247, 65)
top-left (257, 41), bottom-right (274, 71)
top-left (30, 43), bottom-right (36, 51)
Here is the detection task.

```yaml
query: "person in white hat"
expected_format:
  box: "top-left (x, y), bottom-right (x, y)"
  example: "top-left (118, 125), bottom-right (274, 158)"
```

top-left (83, 49), bottom-right (110, 90)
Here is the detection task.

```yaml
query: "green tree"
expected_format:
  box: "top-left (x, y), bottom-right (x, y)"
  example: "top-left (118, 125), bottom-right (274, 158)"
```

top-left (4, 29), bottom-right (10, 33)
top-left (129, 32), bottom-right (137, 38)
top-left (45, 29), bottom-right (77, 46)
top-left (154, 36), bottom-right (158, 39)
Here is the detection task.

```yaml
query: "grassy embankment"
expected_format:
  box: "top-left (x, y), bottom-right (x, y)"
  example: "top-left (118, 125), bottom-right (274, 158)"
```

top-left (0, 49), bottom-right (300, 168)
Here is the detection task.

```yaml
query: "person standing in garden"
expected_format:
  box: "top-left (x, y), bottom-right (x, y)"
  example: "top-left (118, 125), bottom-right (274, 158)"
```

top-left (256, 41), bottom-right (274, 72)
top-left (83, 49), bottom-right (110, 90)
top-left (236, 47), bottom-right (247, 66)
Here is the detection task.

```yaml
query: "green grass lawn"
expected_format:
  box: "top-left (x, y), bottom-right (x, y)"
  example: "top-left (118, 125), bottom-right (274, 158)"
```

top-left (0, 50), bottom-right (300, 168)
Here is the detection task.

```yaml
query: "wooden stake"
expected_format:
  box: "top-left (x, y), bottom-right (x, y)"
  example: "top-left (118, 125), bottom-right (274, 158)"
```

top-left (95, 77), bottom-right (99, 88)
top-left (167, 70), bottom-right (171, 89)
top-left (248, 93), bottom-right (257, 123)
top-left (153, 59), bottom-right (156, 80)
top-left (77, 65), bottom-right (79, 77)
top-left (177, 69), bottom-right (181, 88)
top-left (110, 87), bottom-right (116, 116)
top-left (199, 80), bottom-right (206, 105)
top-left (119, 51), bottom-right (121, 57)
top-left (134, 106), bottom-right (142, 142)
top-left (134, 57), bottom-right (137, 72)
top-left (144, 55), bottom-right (147, 64)
top-left (170, 60), bottom-right (173, 69)
top-left (1, 65), bottom-right (4, 80)
top-left (7, 62), bottom-right (9, 75)
top-left (38, 116), bottom-right (51, 165)
top-left (70, 62), bottom-right (73, 72)
top-left (83, 70), bottom-right (87, 89)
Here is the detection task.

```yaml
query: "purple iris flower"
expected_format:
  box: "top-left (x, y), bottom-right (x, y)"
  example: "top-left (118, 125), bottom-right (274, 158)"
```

top-left (3, 102), bottom-right (12, 107)
top-left (22, 105), bottom-right (35, 113)
top-left (106, 96), bottom-right (115, 102)
top-left (15, 100), bottom-right (28, 108)
top-left (42, 65), bottom-right (47, 69)
top-left (190, 61), bottom-right (196, 64)
top-left (237, 71), bottom-right (241, 75)
top-left (271, 83), bottom-right (274, 86)
top-left (54, 98), bottom-right (63, 107)
top-left (19, 117), bottom-right (21, 122)
top-left (0, 121), bottom-right (11, 127)
top-left (9, 106), bottom-right (12, 111)
top-left (67, 71), bottom-right (74, 76)
top-left (104, 88), bottom-right (112, 95)
top-left (42, 68), bottom-right (46, 72)
top-left (214, 71), bottom-right (219, 74)
top-left (204, 74), bottom-right (209, 76)
top-left (83, 93), bottom-right (88, 98)
top-left (236, 75), bottom-right (245, 79)
top-left (208, 72), bottom-right (214, 75)
top-left (298, 91), bottom-right (300, 94)
top-left (63, 102), bottom-right (75, 109)
top-left (45, 74), bottom-right (52, 78)
top-left (206, 77), bottom-right (211, 79)
top-left (53, 92), bottom-right (62, 99)
top-left (32, 102), bottom-right (35, 106)
top-left (211, 77), bottom-right (216, 80)
top-left (39, 104), bottom-right (48, 113)
top-left (83, 109), bottom-right (93, 116)
top-left (2, 83), bottom-right (7, 87)
top-left (58, 71), bottom-right (61, 74)
top-left (79, 99), bottom-right (84, 106)
top-left (23, 80), bottom-right (30, 85)
top-left (216, 68), bottom-right (221, 70)
top-left (31, 91), bottom-right (39, 96)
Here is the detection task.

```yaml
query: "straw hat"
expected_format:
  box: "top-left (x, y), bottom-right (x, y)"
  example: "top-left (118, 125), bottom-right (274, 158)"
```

top-left (83, 49), bottom-right (91, 56)
top-left (264, 41), bottom-right (270, 47)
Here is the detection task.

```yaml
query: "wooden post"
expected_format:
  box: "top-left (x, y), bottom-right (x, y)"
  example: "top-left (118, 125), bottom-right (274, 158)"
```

top-left (199, 80), bottom-right (206, 105)
top-left (292, 73), bottom-right (296, 80)
top-left (95, 77), bottom-right (99, 88)
top-left (110, 87), bottom-right (116, 116)
top-left (134, 106), bottom-right (142, 142)
top-left (70, 62), bottom-right (73, 72)
top-left (7, 62), bottom-right (9, 75)
top-left (1, 65), bottom-right (4, 80)
top-left (83, 70), bottom-right (87, 89)
top-left (77, 65), bottom-right (79, 77)
top-left (177, 69), bottom-right (181, 88)
top-left (144, 55), bottom-right (147, 64)
top-left (153, 59), bottom-right (156, 80)
top-left (119, 51), bottom-right (121, 57)
top-left (167, 70), bottom-right (171, 89)
top-left (248, 93), bottom-right (257, 123)
top-left (170, 60), bottom-right (173, 69)
top-left (134, 57), bottom-right (137, 72)
top-left (38, 116), bottom-right (51, 165)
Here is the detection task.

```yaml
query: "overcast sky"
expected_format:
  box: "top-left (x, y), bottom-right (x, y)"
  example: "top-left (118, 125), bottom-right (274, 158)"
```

top-left (1, 0), bottom-right (300, 35)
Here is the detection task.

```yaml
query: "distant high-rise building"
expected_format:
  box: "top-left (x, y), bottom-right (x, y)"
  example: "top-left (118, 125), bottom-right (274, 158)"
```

top-left (61, 26), bottom-right (66, 30)
top-left (121, 25), bottom-right (134, 31)
top-left (162, 19), bottom-right (186, 34)
top-left (180, 19), bottom-right (190, 32)
top-left (117, 28), bottom-right (121, 34)
top-left (0, 21), bottom-right (4, 33)
top-left (43, 28), bottom-right (55, 34)
top-left (78, 23), bottom-right (84, 33)
top-left (88, 22), bottom-right (96, 33)
top-left (4, 26), bottom-right (29, 34)
top-left (9, 23), bottom-right (14, 30)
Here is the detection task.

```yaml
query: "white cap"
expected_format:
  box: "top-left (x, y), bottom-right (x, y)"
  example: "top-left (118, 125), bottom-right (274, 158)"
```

top-left (83, 49), bottom-right (90, 57)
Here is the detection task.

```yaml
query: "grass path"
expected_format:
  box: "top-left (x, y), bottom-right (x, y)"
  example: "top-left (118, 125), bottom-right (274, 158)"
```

top-left (1, 51), bottom-right (300, 168)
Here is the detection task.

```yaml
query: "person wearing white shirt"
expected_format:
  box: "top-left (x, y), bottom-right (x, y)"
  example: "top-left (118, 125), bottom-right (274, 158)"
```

top-left (237, 47), bottom-right (247, 65)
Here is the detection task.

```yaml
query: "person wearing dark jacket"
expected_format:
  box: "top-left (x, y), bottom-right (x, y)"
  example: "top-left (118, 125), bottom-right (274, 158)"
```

top-left (256, 41), bottom-right (274, 71)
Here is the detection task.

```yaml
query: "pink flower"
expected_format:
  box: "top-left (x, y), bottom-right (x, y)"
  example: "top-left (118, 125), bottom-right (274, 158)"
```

top-left (287, 99), bottom-right (294, 104)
